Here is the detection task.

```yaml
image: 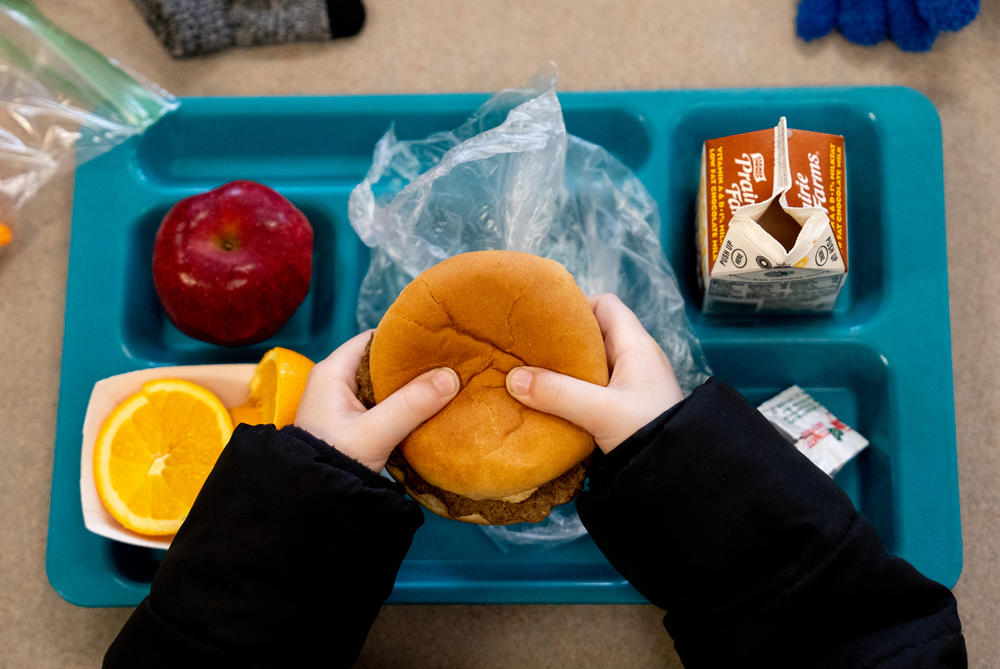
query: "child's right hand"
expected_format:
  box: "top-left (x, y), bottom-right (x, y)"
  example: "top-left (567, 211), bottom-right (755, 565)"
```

top-left (505, 293), bottom-right (684, 453)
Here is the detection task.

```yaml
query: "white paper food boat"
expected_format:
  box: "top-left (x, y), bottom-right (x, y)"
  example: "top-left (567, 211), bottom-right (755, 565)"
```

top-left (79, 364), bottom-right (257, 550)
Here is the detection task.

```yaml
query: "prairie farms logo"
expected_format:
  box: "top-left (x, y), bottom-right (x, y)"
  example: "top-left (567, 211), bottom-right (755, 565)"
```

top-left (794, 152), bottom-right (828, 212)
top-left (726, 152), bottom-right (767, 215)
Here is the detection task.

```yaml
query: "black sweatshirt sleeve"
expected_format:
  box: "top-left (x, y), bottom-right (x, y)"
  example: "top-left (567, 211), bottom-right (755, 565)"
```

top-left (577, 378), bottom-right (966, 668)
top-left (104, 423), bottom-right (424, 668)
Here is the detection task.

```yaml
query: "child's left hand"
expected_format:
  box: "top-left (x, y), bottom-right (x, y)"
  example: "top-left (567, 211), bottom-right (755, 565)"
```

top-left (294, 330), bottom-right (459, 472)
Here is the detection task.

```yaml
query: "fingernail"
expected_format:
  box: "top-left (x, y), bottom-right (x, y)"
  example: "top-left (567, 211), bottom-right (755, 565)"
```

top-left (507, 367), bottom-right (532, 396)
top-left (431, 368), bottom-right (459, 396)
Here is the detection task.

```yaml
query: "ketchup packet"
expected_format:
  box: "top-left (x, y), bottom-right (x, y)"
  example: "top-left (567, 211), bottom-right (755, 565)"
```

top-left (758, 385), bottom-right (868, 476)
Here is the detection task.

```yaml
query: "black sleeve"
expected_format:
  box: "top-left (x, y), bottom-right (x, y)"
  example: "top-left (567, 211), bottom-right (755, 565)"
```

top-left (576, 378), bottom-right (966, 668)
top-left (104, 423), bottom-right (423, 668)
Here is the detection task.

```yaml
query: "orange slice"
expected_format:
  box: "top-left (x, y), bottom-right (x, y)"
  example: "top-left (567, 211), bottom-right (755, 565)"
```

top-left (93, 378), bottom-right (234, 535)
top-left (229, 402), bottom-right (263, 427)
top-left (248, 347), bottom-right (315, 428)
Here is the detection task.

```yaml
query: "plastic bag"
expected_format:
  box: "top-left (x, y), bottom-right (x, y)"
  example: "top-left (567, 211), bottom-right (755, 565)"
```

top-left (348, 68), bottom-right (711, 550)
top-left (0, 0), bottom-right (177, 248)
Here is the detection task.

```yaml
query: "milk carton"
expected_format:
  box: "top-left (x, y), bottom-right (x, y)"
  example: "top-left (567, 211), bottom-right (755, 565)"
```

top-left (696, 118), bottom-right (847, 313)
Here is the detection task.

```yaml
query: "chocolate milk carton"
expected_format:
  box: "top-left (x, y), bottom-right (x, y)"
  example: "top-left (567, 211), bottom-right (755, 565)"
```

top-left (696, 118), bottom-right (847, 313)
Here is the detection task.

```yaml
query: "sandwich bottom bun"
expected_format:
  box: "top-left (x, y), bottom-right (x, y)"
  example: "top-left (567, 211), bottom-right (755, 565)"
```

top-left (357, 250), bottom-right (609, 525)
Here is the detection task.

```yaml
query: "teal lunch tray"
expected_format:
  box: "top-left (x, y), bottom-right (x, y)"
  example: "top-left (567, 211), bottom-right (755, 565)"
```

top-left (48, 87), bottom-right (960, 605)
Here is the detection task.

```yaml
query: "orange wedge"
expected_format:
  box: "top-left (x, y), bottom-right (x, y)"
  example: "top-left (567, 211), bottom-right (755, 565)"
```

top-left (93, 378), bottom-right (234, 535)
top-left (229, 402), bottom-right (263, 427)
top-left (248, 347), bottom-right (315, 428)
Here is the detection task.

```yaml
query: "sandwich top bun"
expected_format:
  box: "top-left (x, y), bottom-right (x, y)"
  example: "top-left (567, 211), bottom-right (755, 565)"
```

top-left (368, 250), bottom-right (609, 508)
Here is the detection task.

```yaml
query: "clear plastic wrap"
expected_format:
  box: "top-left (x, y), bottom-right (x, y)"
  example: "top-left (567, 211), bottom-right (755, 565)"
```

top-left (348, 69), bottom-right (711, 549)
top-left (0, 0), bottom-right (177, 248)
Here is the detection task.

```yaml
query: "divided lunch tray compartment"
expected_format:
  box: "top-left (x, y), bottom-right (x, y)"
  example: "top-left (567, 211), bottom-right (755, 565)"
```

top-left (47, 87), bottom-right (961, 606)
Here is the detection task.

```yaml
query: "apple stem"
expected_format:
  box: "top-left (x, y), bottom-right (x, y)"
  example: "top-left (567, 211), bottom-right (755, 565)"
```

top-left (217, 235), bottom-right (240, 251)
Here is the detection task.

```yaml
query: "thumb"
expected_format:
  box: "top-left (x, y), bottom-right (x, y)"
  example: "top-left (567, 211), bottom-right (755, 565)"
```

top-left (357, 367), bottom-right (460, 454)
top-left (506, 366), bottom-right (610, 437)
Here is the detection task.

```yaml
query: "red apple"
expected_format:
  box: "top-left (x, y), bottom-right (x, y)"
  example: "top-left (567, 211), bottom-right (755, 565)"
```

top-left (152, 180), bottom-right (313, 346)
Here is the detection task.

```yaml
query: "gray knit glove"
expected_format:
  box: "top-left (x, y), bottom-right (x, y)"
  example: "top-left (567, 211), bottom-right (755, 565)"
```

top-left (132, 0), bottom-right (365, 58)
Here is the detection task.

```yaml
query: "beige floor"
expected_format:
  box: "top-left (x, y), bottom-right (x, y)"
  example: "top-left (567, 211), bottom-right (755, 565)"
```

top-left (2, 1), bottom-right (997, 667)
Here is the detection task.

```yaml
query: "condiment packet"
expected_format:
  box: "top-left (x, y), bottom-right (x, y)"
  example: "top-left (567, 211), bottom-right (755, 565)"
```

top-left (758, 385), bottom-right (868, 476)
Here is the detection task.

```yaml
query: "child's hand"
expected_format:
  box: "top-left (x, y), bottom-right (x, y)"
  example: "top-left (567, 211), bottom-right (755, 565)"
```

top-left (505, 293), bottom-right (684, 454)
top-left (294, 330), bottom-right (459, 472)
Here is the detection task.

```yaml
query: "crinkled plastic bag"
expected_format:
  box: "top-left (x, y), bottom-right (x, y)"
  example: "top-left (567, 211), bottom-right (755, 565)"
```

top-left (348, 69), bottom-right (710, 551)
top-left (0, 0), bottom-right (176, 247)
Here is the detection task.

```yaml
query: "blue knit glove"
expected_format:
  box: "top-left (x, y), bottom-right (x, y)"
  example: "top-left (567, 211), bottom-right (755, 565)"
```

top-left (797, 0), bottom-right (979, 51)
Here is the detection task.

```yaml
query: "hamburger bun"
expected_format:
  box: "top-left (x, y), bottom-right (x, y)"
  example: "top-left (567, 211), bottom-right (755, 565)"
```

top-left (357, 250), bottom-right (608, 524)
